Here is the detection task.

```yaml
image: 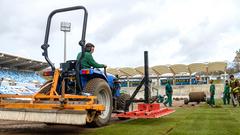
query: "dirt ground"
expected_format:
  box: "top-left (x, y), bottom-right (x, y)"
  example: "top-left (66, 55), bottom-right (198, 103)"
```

top-left (0, 120), bottom-right (87, 135)
top-left (0, 117), bottom-right (132, 135)
top-left (0, 100), bottom-right (198, 135)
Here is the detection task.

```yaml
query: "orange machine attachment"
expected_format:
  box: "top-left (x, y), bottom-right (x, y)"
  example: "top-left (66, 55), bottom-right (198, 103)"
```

top-left (0, 69), bottom-right (104, 111)
top-left (0, 69), bottom-right (104, 125)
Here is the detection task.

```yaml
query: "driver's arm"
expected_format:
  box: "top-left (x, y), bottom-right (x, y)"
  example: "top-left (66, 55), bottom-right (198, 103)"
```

top-left (87, 53), bottom-right (105, 68)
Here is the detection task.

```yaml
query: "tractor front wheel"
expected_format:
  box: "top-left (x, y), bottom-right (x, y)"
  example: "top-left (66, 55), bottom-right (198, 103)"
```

top-left (117, 93), bottom-right (132, 120)
top-left (85, 78), bottom-right (113, 127)
top-left (117, 93), bottom-right (131, 110)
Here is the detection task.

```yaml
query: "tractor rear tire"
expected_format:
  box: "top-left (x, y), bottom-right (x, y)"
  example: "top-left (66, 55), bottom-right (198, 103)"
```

top-left (85, 78), bottom-right (113, 127)
top-left (117, 93), bottom-right (131, 120)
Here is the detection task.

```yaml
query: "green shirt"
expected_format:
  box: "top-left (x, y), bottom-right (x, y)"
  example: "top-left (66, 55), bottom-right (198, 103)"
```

top-left (210, 84), bottom-right (215, 95)
top-left (224, 84), bottom-right (230, 94)
top-left (76, 52), bottom-right (104, 69)
top-left (165, 83), bottom-right (173, 94)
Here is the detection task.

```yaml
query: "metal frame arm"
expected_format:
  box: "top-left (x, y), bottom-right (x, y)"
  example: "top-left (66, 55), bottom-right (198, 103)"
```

top-left (41, 6), bottom-right (88, 71)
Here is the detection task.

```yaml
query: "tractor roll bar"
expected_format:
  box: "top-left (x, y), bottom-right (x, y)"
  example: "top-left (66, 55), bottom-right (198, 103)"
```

top-left (41, 6), bottom-right (88, 71)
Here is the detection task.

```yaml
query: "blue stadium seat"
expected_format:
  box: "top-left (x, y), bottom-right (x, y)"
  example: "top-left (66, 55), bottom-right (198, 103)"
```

top-left (0, 69), bottom-right (45, 83)
top-left (0, 69), bottom-right (46, 95)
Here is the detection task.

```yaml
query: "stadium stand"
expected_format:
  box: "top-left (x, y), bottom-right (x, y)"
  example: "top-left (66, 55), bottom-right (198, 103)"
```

top-left (0, 69), bottom-right (45, 83)
top-left (0, 52), bottom-right (231, 96)
top-left (0, 52), bottom-right (48, 71)
top-left (0, 52), bottom-right (49, 95)
top-left (107, 61), bottom-right (227, 87)
top-left (107, 62), bottom-right (227, 77)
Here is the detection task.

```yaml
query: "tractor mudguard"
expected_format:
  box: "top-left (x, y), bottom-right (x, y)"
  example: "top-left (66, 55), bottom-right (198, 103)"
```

top-left (80, 68), bottom-right (119, 93)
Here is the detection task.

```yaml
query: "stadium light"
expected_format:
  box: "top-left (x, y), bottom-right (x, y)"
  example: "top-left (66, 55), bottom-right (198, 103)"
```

top-left (60, 22), bottom-right (71, 62)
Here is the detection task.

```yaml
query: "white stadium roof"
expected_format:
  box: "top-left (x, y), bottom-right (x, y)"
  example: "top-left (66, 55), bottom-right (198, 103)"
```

top-left (108, 62), bottom-right (227, 77)
top-left (0, 52), bottom-right (226, 74)
top-left (0, 52), bottom-right (49, 71)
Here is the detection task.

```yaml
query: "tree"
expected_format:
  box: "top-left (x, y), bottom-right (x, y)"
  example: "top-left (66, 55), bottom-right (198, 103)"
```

top-left (233, 49), bottom-right (240, 73)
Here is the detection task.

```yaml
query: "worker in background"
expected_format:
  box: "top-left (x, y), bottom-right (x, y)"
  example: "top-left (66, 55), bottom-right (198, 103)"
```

top-left (223, 80), bottom-right (230, 105)
top-left (209, 80), bottom-right (215, 107)
top-left (163, 80), bottom-right (173, 107)
top-left (229, 75), bottom-right (240, 106)
top-left (76, 43), bottom-right (107, 69)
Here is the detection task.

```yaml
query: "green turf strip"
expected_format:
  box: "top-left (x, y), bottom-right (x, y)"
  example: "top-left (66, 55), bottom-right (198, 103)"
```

top-left (85, 102), bottom-right (240, 135)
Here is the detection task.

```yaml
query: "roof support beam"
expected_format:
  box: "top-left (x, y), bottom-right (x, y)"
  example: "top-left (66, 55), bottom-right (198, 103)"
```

top-left (0, 58), bottom-right (18, 65)
top-left (10, 61), bottom-right (32, 67)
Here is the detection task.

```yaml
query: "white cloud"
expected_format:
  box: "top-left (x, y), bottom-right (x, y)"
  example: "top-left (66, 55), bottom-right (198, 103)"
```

top-left (0, 0), bottom-right (239, 69)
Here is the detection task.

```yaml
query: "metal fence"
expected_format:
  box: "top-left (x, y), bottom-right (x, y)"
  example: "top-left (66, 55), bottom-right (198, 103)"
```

top-left (122, 84), bottom-right (224, 99)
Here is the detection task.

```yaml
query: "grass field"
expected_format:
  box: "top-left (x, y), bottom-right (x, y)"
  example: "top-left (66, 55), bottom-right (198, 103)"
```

top-left (85, 101), bottom-right (240, 135)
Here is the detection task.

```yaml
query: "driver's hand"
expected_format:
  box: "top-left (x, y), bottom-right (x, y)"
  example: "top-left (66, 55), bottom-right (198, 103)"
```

top-left (103, 64), bottom-right (107, 68)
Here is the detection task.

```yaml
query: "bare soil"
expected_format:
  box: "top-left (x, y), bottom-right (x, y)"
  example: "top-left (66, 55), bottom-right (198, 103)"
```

top-left (0, 120), bottom-right (90, 135)
top-left (0, 117), bottom-right (131, 135)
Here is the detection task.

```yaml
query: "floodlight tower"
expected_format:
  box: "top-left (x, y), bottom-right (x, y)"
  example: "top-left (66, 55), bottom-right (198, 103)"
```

top-left (60, 22), bottom-right (71, 62)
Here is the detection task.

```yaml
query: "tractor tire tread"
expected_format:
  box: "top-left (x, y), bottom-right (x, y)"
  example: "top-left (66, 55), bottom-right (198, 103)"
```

top-left (85, 78), bottom-right (112, 127)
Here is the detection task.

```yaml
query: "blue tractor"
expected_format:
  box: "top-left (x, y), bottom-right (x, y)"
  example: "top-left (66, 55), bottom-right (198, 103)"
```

top-left (40, 6), bottom-right (130, 127)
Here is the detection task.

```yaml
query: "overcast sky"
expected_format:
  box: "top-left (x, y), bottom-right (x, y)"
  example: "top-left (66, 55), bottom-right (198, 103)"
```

top-left (0, 0), bottom-right (239, 68)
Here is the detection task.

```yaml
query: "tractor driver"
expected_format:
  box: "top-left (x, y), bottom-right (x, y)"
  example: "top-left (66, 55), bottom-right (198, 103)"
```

top-left (76, 43), bottom-right (107, 69)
